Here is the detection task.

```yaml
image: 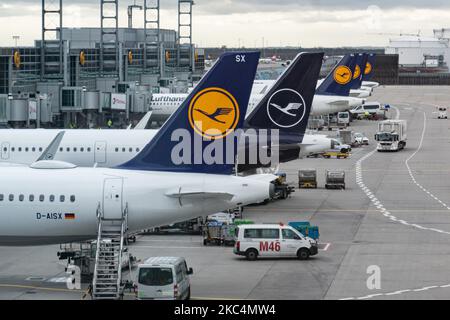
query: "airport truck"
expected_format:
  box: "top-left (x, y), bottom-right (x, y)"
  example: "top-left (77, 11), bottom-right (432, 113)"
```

top-left (375, 120), bottom-right (407, 152)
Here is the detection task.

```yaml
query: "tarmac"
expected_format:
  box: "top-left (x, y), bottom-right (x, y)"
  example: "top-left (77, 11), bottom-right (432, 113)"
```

top-left (1, 86), bottom-right (450, 300)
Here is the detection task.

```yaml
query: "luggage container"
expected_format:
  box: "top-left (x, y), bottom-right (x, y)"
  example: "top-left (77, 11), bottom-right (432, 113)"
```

top-left (325, 170), bottom-right (346, 190)
top-left (288, 222), bottom-right (320, 240)
top-left (298, 169), bottom-right (318, 189)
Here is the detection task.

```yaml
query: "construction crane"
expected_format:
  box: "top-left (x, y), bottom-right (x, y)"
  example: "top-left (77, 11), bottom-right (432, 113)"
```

top-left (128, 1), bottom-right (143, 29)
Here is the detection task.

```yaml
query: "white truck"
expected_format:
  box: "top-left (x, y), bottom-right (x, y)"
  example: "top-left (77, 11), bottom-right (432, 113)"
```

top-left (375, 120), bottom-right (407, 152)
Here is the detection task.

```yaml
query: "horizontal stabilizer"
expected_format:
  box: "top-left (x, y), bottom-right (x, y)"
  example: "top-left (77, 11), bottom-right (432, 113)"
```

top-left (328, 100), bottom-right (350, 106)
top-left (244, 173), bottom-right (279, 184)
top-left (134, 111), bottom-right (153, 130)
top-left (165, 188), bottom-right (234, 201)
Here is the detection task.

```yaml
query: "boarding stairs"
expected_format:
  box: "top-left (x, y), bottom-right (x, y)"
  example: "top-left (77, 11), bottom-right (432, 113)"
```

top-left (92, 203), bottom-right (128, 300)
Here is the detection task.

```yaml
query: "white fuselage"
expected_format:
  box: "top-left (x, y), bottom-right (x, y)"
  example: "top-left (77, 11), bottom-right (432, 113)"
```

top-left (0, 128), bottom-right (333, 167)
top-left (298, 135), bottom-right (333, 157)
top-left (0, 129), bottom-right (155, 167)
top-left (0, 166), bottom-right (270, 246)
top-left (149, 85), bottom-right (365, 122)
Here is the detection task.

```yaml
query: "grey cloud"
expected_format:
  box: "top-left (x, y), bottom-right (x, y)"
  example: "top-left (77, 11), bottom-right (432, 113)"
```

top-left (1, 0), bottom-right (448, 17)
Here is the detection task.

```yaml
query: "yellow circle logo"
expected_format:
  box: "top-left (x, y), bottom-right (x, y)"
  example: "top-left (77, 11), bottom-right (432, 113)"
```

top-left (79, 51), bottom-right (86, 66)
top-left (13, 51), bottom-right (21, 69)
top-left (365, 62), bottom-right (373, 75)
top-left (353, 65), bottom-right (361, 79)
top-left (189, 87), bottom-right (240, 140)
top-left (334, 66), bottom-right (352, 85)
top-left (128, 51), bottom-right (133, 64)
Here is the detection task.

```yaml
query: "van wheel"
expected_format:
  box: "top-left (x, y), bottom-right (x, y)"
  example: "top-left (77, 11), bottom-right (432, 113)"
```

top-left (297, 248), bottom-right (310, 260)
top-left (246, 249), bottom-right (258, 261)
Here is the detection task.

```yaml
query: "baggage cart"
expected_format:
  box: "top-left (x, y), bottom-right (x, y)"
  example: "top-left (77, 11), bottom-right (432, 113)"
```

top-left (298, 169), bottom-right (318, 189)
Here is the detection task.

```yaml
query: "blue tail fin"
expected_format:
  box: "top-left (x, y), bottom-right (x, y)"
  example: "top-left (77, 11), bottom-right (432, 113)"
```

top-left (117, 51), bottom-right (260, 174)
top-left (363, 53), bottom-right (376, 81)
top-left (244, 52), bottom-right (324, 144)
top-left (316, 54), bottom-right (356, 96)
top-left (350, 53), bottom-right (368, 90)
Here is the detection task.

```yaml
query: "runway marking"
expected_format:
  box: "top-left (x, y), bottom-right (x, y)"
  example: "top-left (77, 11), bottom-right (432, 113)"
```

top-left (340, 283), bottom-right (450, 300)
top-left (0, 283), bottom-right (83, 294)
top-left (392, 106), bottom-right (400, 120)
top-left (404, 111), bottom-right (450, 214)
top-left (354, 112), bottom-right (450, 236)
top-left (341, 107), bottom-right (450, 301)
top-left (320, 243), bottom-right (331, 251)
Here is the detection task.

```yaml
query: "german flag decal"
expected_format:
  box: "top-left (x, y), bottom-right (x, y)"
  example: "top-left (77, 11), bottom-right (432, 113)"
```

top-left (65, 213), bottom-right (76, 220)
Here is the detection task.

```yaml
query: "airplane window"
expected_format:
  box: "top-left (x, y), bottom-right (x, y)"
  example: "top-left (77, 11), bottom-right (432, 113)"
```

top-left (19, 195), bottom-right (24, 202)
top-left (73, 148), bottom-right (77, 152)
top-left (115, 148), bottom-right (119, 152)
top-left (29, 195), bottom-right (34, 202)
top-left (11, 147), bottom-right (15, 152)
top-left (70, 195), bottom-right (76, 202)
top-left (129, 148), bottom-right (133, 152)
top-left (50, 195), bottom-right (55, 202)
top-left (59, 147), bottom-right (63, 152)
top-left (60, 195), bottom-right (65, 202)
top-left (25, 147), bottom-right (29, 152)
top-left (39, 148), bottom-right (43, 152)
top-left (66, 148), bottom-right (70, 152)
top-left (87, 147), bottom-right (91, 152)
top-left (3, 148), bottom-right (6, 152)
top-left (18, 147), bottom-right (22, 152)
top-left (32, 147), bottom-right (36, 152)
top-left (9, 194), bottom-right (14, 202)
top-left (80, 148), bottom-right (84, 152)
top-left (39, 195), bottom-right (45, 202)
top-left (0, 194), bottom-right (3, 201)
top-left (122, 148), bottom-right (126, 152)
top-left (136, 148), bottom-right (140, 152)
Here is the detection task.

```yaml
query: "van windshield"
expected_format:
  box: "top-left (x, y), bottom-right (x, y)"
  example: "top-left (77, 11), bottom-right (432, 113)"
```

top-left (138, 267), bottom-right (173, 286)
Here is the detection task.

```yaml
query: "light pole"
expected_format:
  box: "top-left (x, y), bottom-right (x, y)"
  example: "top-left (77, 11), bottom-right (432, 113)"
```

top-left (12, 36), bottom-right (20, 47)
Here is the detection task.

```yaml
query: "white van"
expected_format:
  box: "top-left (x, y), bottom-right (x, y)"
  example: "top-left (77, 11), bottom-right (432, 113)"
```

top-left (337, 112), bottom-right (350, 127)
top-left (350, 102), bottom-right (385, 119)
top-left (234, 224), bottom-right (318, 261)
top-left (437, 107), bottom-right (448, 119)
top-left (137, 257), bottom-right (193, 300)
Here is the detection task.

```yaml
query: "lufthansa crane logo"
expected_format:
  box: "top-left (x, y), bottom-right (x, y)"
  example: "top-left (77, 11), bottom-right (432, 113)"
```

top-left (365, 62), bottom-right (373, 75)
top-left (334, 66), bottom-right (352, 85)
top-left (266, 88), bottom-right (306, 129)
top-left (353, 65), bottom-right (361, 79)
top-left (13, 51), bottom-right (21, 69)
top-left (189, 87), bottom-right (240, 140)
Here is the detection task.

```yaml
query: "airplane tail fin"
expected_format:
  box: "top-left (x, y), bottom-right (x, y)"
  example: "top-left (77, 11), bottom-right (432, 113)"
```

top-left (316, 54), bottom-right (356, 96)
top-left (363, 53), bottom-right (376, 81)
top-left (117, 51), bottom-right (260, 174)
top-left (350, 53), bottom-right (368, 90)
top-left (245, 52), bottom-right (324, 143)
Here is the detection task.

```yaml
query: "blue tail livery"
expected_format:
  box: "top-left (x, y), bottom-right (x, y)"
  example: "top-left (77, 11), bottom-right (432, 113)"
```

top-left (363, 53), bottom-right (376, 81)
top-left (118, 51), bottom-right (260, 174)
top-left (316, 54), bottom-right (356, 97)
top-left (237, 52), bottom-right (323, 172)
top-left (245, 52), bottom-right (324, 144)
top-left (350, 53), bottom-right (368, 90)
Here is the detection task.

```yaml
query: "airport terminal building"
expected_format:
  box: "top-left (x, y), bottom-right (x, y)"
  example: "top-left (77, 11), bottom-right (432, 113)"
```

top-left (0, 1), bottom-right (205, 128)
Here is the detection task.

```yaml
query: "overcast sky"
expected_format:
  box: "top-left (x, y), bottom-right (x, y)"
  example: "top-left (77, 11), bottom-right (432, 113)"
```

top-left (1, 0), bottom-right (450, 48)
